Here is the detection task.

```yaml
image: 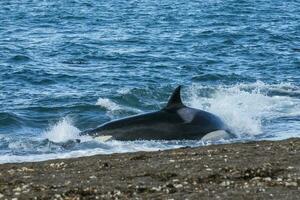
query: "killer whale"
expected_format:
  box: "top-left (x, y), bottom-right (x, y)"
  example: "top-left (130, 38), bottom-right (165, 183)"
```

top-left (80, 86), bottom-right (234, 141)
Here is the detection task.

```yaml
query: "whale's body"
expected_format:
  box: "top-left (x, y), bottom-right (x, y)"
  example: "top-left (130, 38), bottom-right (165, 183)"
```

top-left (80, 86), bottom-right (233, 141)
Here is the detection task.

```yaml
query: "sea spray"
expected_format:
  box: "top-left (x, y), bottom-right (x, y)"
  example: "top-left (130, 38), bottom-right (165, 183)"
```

top-left (187, 82), bottom-right (300, 137)
top-left (43, 118), bottom-right (80, 143)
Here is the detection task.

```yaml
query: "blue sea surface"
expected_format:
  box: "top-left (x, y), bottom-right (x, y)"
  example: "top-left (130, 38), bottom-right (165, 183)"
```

top-left (0, 0), bottom-right (300, 163)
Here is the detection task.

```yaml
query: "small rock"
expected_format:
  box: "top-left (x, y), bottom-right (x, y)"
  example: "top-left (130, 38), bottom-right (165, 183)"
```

top-left (285, 182), bottom-right (298, 187)
top-left (22, 184), bottom-right (29, 189)
top-left (263, 177), bottom-right (272, 182)
top-left (13, 187), bottom-right (21, 192)
top-left (23, 189), bottom-right (30, 194)
top-left (257, 188), bottom-right (265, 192)
top-left (136, 185), bottom-right (147, 193)
top-left (151, 186), bottom-right (162, 192)
top-left (220, 181), bottom-right (230, 187)
top-left (19, 167), bottom-right (34, 172)
top-left (276, 178), bottom-right (283, 182)
top-left (114, 190), bottom-right (121, 196)
top-left (65, 181), bottom-right (71, 185)
top-left (166, 188), bottom-right (177, 194)
top-left (251, 177), bottom-right (262, 181)
top-left (174, 184), bottom-right (183, 189)
top-left (89, 175), bottom-right (97, 179)
top-left (0, 193), bottom-right (4, 198)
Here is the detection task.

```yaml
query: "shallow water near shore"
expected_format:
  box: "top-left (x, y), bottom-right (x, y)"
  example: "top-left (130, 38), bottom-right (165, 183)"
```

top-left (1, 0), bottom-right (300, 163)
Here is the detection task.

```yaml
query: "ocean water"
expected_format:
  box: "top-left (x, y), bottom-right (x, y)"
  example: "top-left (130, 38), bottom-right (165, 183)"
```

top-left (0, 0), bottom-right (299, 163)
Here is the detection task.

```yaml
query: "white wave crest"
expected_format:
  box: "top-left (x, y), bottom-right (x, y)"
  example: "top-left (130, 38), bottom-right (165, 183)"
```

top-left (96, 98), bottom-right (121, 111)
top-left (187, 82), bottom-right (300, 137)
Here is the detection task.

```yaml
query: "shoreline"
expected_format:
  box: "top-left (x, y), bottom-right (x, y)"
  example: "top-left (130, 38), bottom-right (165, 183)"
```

top-left (0, 138), bottom-right (299, 199)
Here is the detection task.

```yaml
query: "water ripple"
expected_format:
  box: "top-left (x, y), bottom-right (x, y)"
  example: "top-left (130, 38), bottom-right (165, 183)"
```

top-left (0, 0), bottom-right (299, 162)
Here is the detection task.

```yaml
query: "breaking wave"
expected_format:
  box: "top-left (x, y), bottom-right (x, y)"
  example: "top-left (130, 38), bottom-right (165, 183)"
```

top-left (96, 98), bottom-right (121, 112)
top-left (188, 81), bottom-right (300, 139)
top-left (0, 82), bottom-right (299, 164)
top-left (42, 118), bottom-right (81, 143)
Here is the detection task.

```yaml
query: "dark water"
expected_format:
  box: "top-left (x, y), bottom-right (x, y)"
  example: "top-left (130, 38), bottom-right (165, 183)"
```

top-left (0, 0), bottom-right (300, 163)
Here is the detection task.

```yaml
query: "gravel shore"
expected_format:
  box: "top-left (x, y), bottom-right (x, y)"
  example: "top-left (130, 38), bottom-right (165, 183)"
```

top-left (0, 138), bottom-right (299, 200)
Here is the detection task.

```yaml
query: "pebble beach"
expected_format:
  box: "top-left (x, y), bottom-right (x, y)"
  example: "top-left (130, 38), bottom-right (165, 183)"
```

top-left (0, 138), bottom-right (299, 199)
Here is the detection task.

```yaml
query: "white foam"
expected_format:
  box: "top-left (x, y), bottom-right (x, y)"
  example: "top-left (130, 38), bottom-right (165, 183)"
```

top-left (117, 87), bottom-right (131, 95)
top-left (187, 82), bottom-right (300, 137)
top-left (96, 97), bottom-right (142, 117)
top-left (42, 118), bottom-right (80, 143)
top-left (0, 139), bottom-right (223, 164)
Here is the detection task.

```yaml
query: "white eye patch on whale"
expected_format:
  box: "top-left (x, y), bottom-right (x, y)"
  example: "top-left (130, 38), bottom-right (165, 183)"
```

top-left (177, 108), bottom-right (196, 123)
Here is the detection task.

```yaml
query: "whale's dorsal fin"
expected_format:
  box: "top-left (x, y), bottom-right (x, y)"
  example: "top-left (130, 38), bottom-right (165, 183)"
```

top-left (165, 86), bottom-right (184, 110)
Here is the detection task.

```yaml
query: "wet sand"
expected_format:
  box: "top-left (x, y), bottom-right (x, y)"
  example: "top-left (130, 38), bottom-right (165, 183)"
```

top-left (0, 138), bottom-right (299, 199)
